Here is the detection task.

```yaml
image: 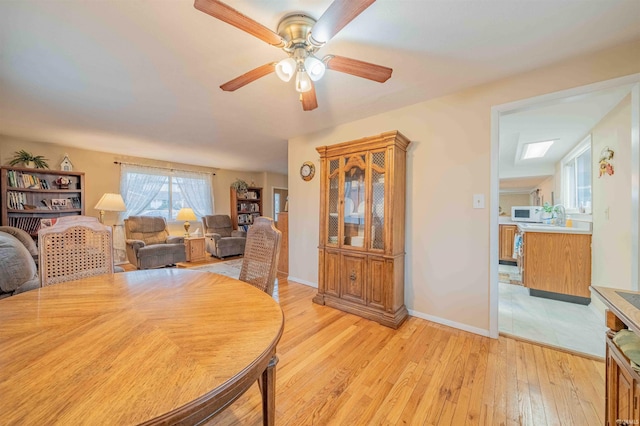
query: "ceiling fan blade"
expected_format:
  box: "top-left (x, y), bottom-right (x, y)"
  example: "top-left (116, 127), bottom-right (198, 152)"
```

top-left (301, 83), bottom-right (318, 111)
top-left (310, 0), bottom-right (376, 45)
top-left (194, 0), bottom-right (285, 47)
top-left (220, 63), bottom-right (275, 92)
top-left (325, 55), bottom-right (392, 83)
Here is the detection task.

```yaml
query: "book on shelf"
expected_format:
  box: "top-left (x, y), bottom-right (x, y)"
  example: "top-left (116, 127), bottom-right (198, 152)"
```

top-left (6, 170), bottom-right (49, 189)
top-left (8, 191), bottom-right (26, 210)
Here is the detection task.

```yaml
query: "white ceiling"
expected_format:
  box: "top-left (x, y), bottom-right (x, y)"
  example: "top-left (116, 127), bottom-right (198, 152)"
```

top-left (499, 84), bottom-right (634, 191)
top-left (1, 0), bottom-right (639, 174)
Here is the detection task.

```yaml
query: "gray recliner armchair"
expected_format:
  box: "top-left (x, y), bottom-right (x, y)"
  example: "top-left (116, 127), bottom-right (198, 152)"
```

top-left (124, 216), bottom-right (186, 269)
top-left (202, 215), bottom-right (246, 258)
top-left (0, 227), bottom-right (40, 298)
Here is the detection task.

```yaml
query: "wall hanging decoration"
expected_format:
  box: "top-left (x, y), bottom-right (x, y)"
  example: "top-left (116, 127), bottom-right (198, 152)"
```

top-left (599, 146), bottom-right (614, 177)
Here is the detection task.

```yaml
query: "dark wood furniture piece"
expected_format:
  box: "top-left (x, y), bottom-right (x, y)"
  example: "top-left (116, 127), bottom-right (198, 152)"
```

top-left (314, 130), bottom-right (410, 329)
top-left (1, 166), bottom-right (85, 239)
top-left (0, 269), bottom-right (284, 425)
top-left (592, 286), bottom-right (640, 426)
top-left (231, 186), bottom-right (263, 231)
top-left (277, 211), bottom-right (288, 274)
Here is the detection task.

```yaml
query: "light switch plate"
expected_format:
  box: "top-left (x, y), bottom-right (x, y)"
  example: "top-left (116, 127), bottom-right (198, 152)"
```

top-left (473, 194), bottom-right (485, 209)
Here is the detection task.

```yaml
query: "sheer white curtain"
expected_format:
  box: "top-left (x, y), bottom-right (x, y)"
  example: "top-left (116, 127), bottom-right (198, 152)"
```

top-left (119, 163), bottom-right (214, 220)
top-left (119, 164), bottom-right (167, 218)
top-left (175, 171), bottom-right (214, 217)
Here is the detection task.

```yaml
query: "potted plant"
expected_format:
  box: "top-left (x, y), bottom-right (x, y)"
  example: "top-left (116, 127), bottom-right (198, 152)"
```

top-left (231, 179), bottom-right (248, 194)
top-left (9, 150), bottom-right (49, 169)
top-left (541, 202), bottom-right (556, 224)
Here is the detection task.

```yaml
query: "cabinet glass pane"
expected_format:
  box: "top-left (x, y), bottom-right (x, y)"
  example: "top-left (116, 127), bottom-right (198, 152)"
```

top-left (328, 159), bottom-right (339, 245)
top-left (343, 155), bottom-right (366, 248)
top-left (371, 151), bottom-right (385, 249)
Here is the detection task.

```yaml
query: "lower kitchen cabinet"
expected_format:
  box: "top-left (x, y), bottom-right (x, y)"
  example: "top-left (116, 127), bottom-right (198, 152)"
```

top-left (607, 337), bottom-right (640, 425)
top-left (522, 231), bottom-right (591, 300)
top-left (499, 224), bottom-right (518, 262)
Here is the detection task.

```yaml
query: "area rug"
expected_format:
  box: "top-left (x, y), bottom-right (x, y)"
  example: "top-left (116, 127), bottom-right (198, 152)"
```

top-left (189, 258), bottom-right (243, 279)
top-left (190, 258), bottom-right (280, 301)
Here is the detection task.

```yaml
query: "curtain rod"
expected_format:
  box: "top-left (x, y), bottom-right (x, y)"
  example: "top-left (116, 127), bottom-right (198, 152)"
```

top-left (113, 161), bottom-right (216, 176)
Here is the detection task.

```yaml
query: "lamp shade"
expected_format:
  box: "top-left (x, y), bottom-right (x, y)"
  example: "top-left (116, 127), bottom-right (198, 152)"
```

top-left (94, 193), bottom-right (126, 212)
top-left (275, 58), bottom-right (297, 82)
top-left (176, 208), bottom-right (197, 221)
top-left (295, 70), bottom-right (312, 93)
top-left (304, 56), bottom-right (325, 81)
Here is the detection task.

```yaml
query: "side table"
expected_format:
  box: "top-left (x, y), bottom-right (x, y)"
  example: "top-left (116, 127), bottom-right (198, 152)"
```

top-left (185, 237), bottom-right (206, 262)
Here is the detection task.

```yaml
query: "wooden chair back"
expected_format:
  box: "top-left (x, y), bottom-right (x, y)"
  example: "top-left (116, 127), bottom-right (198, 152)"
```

top-left (239, 217), bottom-right (282, 296)
top-left (38, 216), bottom-right (114, 287)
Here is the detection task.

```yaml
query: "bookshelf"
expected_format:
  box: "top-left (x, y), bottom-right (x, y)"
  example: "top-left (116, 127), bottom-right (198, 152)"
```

top-left (230, 186), bottom-right (262, 231)
top-left (1, 166), bottom-right (85, 239)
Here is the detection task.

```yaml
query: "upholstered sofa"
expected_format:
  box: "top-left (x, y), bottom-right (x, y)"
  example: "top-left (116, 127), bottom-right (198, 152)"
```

top-left (0, 227), bottom-right (40, 298)
top-left (202, 215), bottom-right (246, 258)
top-left (124, 216), bottom-right (186, 269)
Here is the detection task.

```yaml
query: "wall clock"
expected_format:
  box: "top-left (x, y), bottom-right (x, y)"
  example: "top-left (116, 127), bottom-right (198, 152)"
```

top-left (300, 161), bottom-right (315, 181)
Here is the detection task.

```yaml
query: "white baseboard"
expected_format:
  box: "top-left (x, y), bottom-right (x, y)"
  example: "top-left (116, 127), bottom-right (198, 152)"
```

top-left (407, 309), bottom-right (492, 338)
top-left (287, 276), bottom-right (318, 288)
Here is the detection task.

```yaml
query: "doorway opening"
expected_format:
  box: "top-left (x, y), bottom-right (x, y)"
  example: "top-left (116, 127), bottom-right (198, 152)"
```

top-left (273, 187), bottom-right (288, 224)
top-left (490, 74), bottom-right (640, 358)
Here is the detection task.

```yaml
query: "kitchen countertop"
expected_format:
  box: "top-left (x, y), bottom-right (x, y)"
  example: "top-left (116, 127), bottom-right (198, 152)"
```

top-left (516, 222), bottom-right (592, 235)
top-left (498, 216), bottom-right (518, 225)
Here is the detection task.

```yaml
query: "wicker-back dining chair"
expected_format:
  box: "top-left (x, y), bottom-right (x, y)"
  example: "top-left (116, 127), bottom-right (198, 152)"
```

top-left (239, 217), bottom-right (282, 297)
top-left (38, 216), bottom-right (114, 287)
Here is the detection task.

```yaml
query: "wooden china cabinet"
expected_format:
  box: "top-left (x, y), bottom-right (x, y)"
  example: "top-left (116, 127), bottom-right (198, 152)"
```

top-left (313, 131), bottom-right (410, 329)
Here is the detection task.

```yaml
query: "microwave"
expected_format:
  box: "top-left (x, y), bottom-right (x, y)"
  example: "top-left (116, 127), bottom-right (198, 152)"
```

top-left (511, 206), bottom-right (543, 223)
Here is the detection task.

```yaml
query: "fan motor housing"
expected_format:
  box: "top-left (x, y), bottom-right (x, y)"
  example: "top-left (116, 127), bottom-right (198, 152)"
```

top-left (277, 13), bottom-right (316, 48)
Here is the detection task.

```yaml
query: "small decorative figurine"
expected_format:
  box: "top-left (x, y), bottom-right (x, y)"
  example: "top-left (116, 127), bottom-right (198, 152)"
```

top-left (60, 154), bottom-right (73, 171)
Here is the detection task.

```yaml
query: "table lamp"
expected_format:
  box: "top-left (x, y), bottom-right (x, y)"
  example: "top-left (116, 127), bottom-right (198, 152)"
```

top-left (176, 208), bottom-right (197, 237)
top-left (94, 193), bottom-right (126, 224)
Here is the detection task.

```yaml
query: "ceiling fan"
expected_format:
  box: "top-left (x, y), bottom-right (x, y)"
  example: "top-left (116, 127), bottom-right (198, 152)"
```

top-left (193, 0), bottom-right (393, 111)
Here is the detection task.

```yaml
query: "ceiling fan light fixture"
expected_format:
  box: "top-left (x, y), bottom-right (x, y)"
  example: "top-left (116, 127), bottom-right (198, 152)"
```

top-left (304, 56), bottom-right (326, 81)
top-left (295, 70), bottom-right (312, 93)
top-left (275, 58), bottom-right (297, 82)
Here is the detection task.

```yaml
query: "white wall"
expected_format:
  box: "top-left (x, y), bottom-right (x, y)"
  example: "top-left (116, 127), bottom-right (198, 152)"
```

top-left (499, 193), bottom-right (531, 215)
top-left (288, 40), bottom-right (640, 334)
top-left (592, 94), bottom-right (633, 290)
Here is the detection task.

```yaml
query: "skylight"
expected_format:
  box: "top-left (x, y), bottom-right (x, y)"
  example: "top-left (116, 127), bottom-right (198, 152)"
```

top-left (522, 140), bottom-right (554, 160)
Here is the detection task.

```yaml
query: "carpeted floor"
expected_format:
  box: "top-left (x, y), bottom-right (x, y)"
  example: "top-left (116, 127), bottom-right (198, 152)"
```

top-left (189, 258), bottom-right (243, 278)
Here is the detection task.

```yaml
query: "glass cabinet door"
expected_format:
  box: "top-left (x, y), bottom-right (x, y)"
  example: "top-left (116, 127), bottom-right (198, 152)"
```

top-left (370, 150), bottom-right (386, 250)
top-left (342, 154), bottom-right (366, 248)
top-left (327, 158), bottom-right (340, 246)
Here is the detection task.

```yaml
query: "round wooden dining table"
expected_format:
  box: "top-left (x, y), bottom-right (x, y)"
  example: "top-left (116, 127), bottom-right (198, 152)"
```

top-left (0, 269), bottom-right (284, 425)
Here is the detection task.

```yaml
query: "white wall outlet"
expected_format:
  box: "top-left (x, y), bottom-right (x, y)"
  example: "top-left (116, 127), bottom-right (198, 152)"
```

top-left (473, 194), bottom-right (485, 209)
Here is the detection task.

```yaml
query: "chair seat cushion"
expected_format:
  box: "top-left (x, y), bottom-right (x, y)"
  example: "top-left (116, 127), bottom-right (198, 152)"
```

top-left (137, 243), bottom-right (185, 257)
top-left (217, 237), bottom-right (247, 248)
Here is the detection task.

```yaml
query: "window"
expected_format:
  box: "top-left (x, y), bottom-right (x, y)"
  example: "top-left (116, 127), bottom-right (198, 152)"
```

top-left (120, 164), bottom-right (213, 220)
top-left (563, 135), bottom-right (591, 213)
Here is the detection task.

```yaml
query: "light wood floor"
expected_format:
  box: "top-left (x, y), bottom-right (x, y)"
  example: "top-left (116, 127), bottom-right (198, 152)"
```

top-left (209, 277), bottom-right (605, 425)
